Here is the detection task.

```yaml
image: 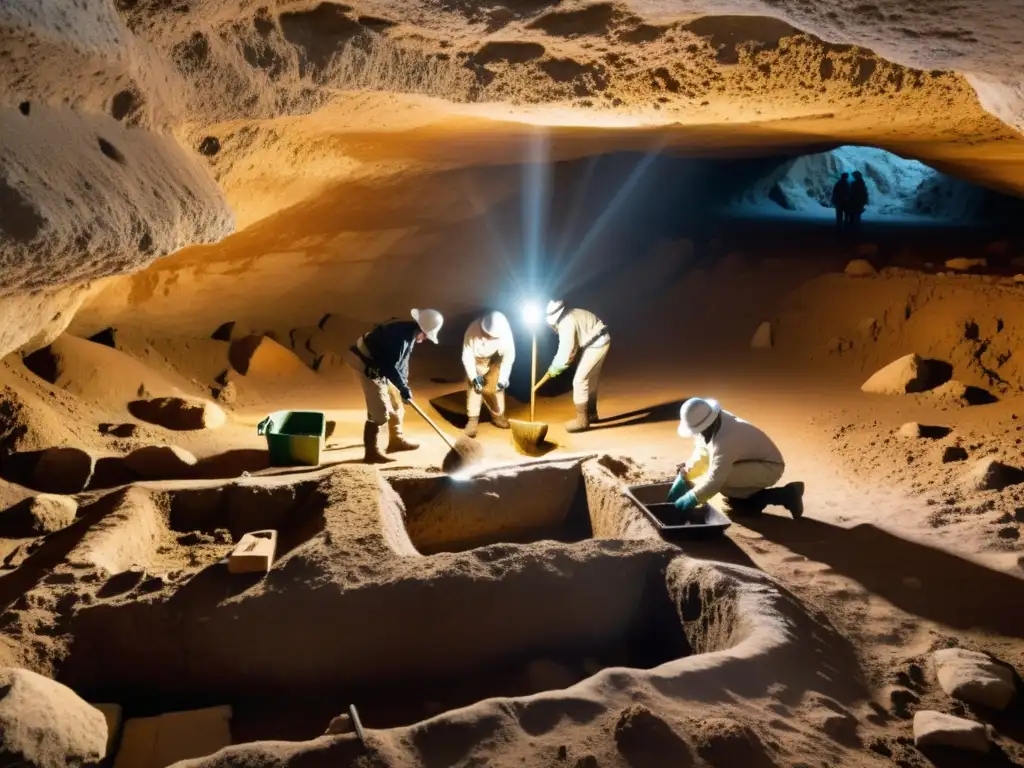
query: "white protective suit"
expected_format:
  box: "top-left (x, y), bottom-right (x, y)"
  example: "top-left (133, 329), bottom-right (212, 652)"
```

top-left (462, 316), bottom-right (515, 419)
top-left (683, 410), bottom-right (785, 502)
top-left (549, 308), bottom-right (610, 406)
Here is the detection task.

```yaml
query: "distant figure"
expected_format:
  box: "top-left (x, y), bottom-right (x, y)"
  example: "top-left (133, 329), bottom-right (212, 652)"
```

top-left (831, 172), bottom-right (850, 231)
top-left (848, 170), bottom-right (869, 230)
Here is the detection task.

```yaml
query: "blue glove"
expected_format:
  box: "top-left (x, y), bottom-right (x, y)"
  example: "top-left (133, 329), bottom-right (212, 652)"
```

top-left (471, 376), bottom-right (485, 393)
top-left (666, 473), bottom-right (687, 502)
top-left (674, 491), bottom-right (699, 511)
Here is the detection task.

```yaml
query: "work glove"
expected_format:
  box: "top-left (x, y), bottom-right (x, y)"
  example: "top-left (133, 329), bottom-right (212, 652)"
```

top-left (674, 491), bottom-right (699, 512)
top-left (666, 473), bottom-right (688, 503)
top-left (401, 388), bottom-right (413, 404)
top-left (471, 376), bottom-right (485, 393)
top-left (496, 380), bottom-right (508, 392)
top-left (547, 365), bottom-right (566, 379)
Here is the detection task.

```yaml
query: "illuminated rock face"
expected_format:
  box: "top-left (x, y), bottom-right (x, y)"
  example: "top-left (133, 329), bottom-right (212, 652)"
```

top-left (2, 1), bottom-right (1024, 354)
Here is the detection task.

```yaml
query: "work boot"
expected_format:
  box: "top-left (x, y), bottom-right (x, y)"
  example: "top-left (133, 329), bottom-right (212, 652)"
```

top-left (363, 422), bottom-right (393, 464)
top-left (386, 418), bottom-right (419, 453)
top-left (587, 394), bottom-right (599, 423)
top-left (490, 411), bottom-right (510, 429)
top-left (565, 404), bottom-right (590, 434)
top-left (779, 481), bottom-right (805, 519)
top-left (464, 416), bottom-right (479, 438)
top-left (722, 496), bottom-right (764, 515)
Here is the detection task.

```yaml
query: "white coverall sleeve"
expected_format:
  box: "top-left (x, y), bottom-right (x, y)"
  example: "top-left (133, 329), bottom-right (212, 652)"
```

top-left (690, 442), bottom-right (736, 503)
top-left (498, 333), bottom-right (516, 384)
top-left (548, 318), bottom-right (576, 375)
top-left (461, 331), bottom-right (477, 381)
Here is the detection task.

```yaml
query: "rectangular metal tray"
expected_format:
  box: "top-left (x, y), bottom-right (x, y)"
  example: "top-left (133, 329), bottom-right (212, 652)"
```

top-left (625, 482), bottom-right (731, 539)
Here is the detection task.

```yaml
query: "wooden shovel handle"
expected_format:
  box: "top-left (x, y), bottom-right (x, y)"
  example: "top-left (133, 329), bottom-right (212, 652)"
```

top-left (533, 373), bottom-right (551, 393)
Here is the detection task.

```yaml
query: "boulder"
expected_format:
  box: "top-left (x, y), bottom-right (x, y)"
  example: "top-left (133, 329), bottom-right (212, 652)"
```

top-left (229, 335), bottom-right (309, 378)
top-left (861, 354), bottom-right (943, 395)
top-left (969, 458), bottom-right (1024, 491)
top-left (844, 259), bottom-right (876, 277)
top-left (0, 494), bottom-right (77, 537)
top-left (124, 445), bottom-right (198, 479)
top-left (0, 667), bottom-right (107, 768)
top-left (913, 710), bottom-right (989, 753)
top-left (750, 321), bottom-right (772, 349)
top-left (128, 397), bottom-right (226, 431)
top-left (933, 648), bottom-right (1016, 710)
top-left (32, 447), bottom-right (95, 494)
top-left (944, 257), bottom-right (987, 272)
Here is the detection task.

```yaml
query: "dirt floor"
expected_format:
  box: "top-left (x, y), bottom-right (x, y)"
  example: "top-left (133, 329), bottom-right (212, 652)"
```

top-left (1, 212), bottom-right (1023, 767)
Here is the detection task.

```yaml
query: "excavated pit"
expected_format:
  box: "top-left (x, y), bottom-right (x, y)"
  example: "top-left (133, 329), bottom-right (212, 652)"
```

top-left (39, 461), bottom-right (705, 740)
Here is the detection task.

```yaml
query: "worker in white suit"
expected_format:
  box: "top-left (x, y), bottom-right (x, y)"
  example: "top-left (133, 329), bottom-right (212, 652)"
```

top-left (667, 397), bottom-right (804, 518)
top-left (462, 311), bottom-right (515, 438)
top-left (544, 300), bottom-right (610, 433)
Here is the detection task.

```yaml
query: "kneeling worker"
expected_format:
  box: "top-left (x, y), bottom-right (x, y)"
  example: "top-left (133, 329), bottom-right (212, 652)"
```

top-left (668, 397), bottom-right (804, 518)
top-left (345, 308), bottom-right (443, 464)
top-left (544, 300), bottom-right (610, 433)
top-left (462, 310), bottom-right (515, 437)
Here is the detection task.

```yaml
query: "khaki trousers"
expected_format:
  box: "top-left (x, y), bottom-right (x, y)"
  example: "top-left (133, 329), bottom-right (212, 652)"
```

top-left (344, 349), bottom-right (404, 427)
top-left (466, 356), bottom-right (506, 420)
top-left (719, 460), bottom-right (785, 500)
top-left (572, 342), bottom-right (609, 406)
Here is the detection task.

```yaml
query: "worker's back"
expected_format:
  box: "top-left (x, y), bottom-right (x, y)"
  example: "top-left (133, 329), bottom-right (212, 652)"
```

top-left (709, 411), bottom-right (784, 467)
top-left (562, 308), bottom-right (608, 348)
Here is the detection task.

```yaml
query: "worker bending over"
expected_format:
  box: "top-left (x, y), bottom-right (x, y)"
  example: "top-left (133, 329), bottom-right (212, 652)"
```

top-left (462, 311), bottom-right (515, 438)
top-left (544, 300), bottom-right (610, 433)
top-left (668, 397), bottom-right (804, 518)
top-left (345, 308), bottom-right (443, 464)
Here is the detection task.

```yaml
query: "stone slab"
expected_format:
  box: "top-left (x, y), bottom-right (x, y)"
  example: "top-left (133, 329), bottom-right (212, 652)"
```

top-left (228, 529), bottom-right (277, 574)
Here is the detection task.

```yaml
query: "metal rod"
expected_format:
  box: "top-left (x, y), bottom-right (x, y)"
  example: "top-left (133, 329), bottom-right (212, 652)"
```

top-left (531, 331), bottom-right (537, 422)
top-left (348, 703), bottom-right (367, 750)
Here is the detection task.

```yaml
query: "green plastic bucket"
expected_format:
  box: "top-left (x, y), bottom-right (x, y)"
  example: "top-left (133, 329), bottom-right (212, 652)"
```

top-left (257, 410), bottom-right (326, 467)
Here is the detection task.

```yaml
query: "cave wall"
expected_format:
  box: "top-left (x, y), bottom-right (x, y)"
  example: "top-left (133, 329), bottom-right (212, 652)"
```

top-left (4, 0), bottom-right (1024, 357)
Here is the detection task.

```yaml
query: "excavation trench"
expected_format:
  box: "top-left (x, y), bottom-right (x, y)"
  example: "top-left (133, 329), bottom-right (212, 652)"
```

top-left (45, 460), bottom-right (730, 742)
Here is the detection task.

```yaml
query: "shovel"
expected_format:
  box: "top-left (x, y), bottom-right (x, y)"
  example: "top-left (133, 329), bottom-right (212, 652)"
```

top-left (407, 399), bottom-right (484, 474)
top-left (510, 328), bottom-right (551, 453)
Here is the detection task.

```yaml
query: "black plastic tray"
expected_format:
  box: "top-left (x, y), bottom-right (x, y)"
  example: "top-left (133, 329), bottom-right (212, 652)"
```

top-left (626, 482), bottom-right (731, 539)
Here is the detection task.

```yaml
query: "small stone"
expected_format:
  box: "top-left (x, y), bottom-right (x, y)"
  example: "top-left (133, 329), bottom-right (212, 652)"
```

top-left (124, 445), bottom-right (198, 479)
top-left (969, 458), bottom-right (1024, 491)
top-left (862, 354), bottom-right (943, 395)
top-left (750, 321), bottom-right (772, 349)
top-left (913, 710), bottom-right (989, 753)
top-left (898, 422), bottom-right (921, 439)
top-left (128, 397), bottom-right (226, 431)
top-left (325, 713), bottom-right (353, 735)
top-left (933, 648), bottom-right (1016, 709)
top-left (945, 257), bottom-right (987, 272)
top-left (942, 446), bottom-right (968, 463)
top-left (845, 258), bottom-right (876, 277)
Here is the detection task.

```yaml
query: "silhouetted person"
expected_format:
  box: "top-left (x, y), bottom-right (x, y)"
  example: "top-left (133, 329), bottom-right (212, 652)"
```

top-left (831, 172), bottom-right (850, 231)
top-left (848, 171), bottom-right (869, 230)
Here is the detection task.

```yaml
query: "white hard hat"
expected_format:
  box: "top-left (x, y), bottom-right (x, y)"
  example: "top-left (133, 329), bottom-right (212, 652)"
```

top-left (678, 398), bottom-right (721, 437)
top-left (545, 300), bottom-right (565, 325)
top-left (411, 308), bottom-right (443, 343)
top-left (481, 310), bottom-right (509, 339)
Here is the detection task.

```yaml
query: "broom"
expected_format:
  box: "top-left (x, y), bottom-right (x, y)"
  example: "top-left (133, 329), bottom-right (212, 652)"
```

top-left (510, 329), bottom-right (550, 453)
top-left (407, 400), bottom-right (484, 474)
